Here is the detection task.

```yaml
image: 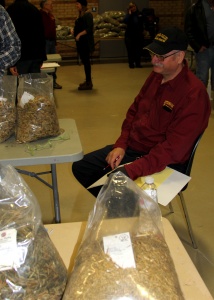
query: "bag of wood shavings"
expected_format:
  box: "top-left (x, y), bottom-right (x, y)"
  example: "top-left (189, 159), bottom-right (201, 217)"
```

top-left (16, 73), bottom-right (61, 143)
top-left (63, 171), bottom-right (184, 300)
top-left (0, 76), bottom-right (17, 143)
top-left (0, 164), bottom-right (67, 299)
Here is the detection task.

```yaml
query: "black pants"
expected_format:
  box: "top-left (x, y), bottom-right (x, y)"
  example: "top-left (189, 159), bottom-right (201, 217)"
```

top-left (125, 37), bottom-right (142, 67)
top-left (48, 68), bottom-right (57, 82)
top-left (72, 145), bottom-right (146, 197)
top-left (72, 145), bottom-right (188, 197)
top-left (15, 59), bottom-right (43, 74)
top-left (78, 45), bottom-right (92, 82)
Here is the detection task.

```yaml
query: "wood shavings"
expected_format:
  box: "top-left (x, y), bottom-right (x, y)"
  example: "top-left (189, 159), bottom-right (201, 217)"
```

top-left (0, 226), bottom-right (67, 299)
top-left (0, 165), bottom-right (67, 299)
top-left (0, 100), bottom-right (15, 143)
top-left (16, 95), bottom-right (61, 143)
top-left (63, 233), bottom-right (184, 300)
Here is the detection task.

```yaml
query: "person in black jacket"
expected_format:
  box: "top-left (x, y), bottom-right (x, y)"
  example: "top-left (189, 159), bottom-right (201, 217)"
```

top-left (73, 0), bottom-right (94, 90)
top-left (124, 2), bottom-right (144, 68)
top-left (0, 0), bottom-right (5, 7)
top-left (7, 0), bottom-right (46, 75)
top-left (185, 0), bottom-right (214, 89)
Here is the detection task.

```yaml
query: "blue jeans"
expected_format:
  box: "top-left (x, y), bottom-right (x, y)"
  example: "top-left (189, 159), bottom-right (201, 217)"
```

top-left (45, 40), bottom-right (56, 54)
top-left (195, 46), bottom-right (214, 89)
top-left (45, 40), bottom-right (57, 81)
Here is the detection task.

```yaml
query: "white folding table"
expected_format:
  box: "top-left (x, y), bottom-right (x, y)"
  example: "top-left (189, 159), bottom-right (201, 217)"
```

top-left (0, 118), bottom-right (83, 223)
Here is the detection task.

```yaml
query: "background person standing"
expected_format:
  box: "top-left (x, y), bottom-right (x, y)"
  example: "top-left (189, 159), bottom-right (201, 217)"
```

top-left (124, 2), bottom-right (144, 68)
top-left (40, 0), bottom-right (62, 89)
top-left (7, 0), bottom-right (46, 76)
top-left (185, 0), bottom-right (214, 90)
top-left (73, 0), bottom-right (94, 90)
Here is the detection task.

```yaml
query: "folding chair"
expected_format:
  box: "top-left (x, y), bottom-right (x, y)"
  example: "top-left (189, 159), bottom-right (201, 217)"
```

top-left (169, 133), bottom-right (204, 249)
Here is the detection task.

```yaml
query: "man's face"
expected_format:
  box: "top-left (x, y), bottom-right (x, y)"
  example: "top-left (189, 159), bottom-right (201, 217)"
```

top-left (76, 2), bottom-right (82, 11)
top-left (44, 0), bottom-right (53, 12)
top-left (150, 51), bottom-right (182, 76)
top-left (129, 4), bottom-right (137, 13)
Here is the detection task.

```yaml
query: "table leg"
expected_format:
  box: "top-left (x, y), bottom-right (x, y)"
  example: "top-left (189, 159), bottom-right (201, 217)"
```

top-left (51, 164), bottom-right (61, 223)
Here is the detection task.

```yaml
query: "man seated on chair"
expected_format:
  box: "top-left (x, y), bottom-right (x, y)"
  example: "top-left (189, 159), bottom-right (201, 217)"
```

top-left (72, 27), bottom-right (211, 197)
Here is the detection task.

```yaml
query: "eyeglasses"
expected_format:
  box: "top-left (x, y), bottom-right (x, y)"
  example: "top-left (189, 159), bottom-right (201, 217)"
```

top-left (149, 51), bottom-right (180, 62)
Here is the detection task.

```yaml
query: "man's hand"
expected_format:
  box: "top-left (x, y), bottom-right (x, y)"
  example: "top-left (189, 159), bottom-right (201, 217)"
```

top-left (9, 67), bottom-right (18, 76)
top-left (75, 34), bottom-right (81, 41)
top-left (105, 147), bottom-right (125, 169)
top-left (199, 46), bottom-right (207, 52)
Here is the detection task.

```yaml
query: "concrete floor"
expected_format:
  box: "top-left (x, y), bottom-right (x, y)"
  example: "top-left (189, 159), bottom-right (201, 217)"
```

top-left (19, 62), bottom-right (214, 297)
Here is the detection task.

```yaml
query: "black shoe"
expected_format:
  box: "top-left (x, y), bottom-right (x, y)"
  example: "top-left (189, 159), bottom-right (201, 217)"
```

top-left (79, 81), bottom-right (93, 87)
top-left (54, 82), bottom-right (62, 89)
top-left (78, 81), bottom-right (93, 90)
top-left (129, 64), bottom-right (135, 69)
top-left (136, 65), bottom-right (143, 68)
top-left (79, 80), bottom-right (86, 87)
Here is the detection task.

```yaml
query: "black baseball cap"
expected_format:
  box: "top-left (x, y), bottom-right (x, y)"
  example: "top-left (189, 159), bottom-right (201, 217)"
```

top-left (144, 27), bottom-right (188, 55)
top-left (76, 0), bottom-right (87, 6)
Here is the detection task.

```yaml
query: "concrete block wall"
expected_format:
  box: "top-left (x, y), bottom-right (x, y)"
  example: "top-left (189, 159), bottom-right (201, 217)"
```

top-left (5, 0), bottom-right (186, 59)
top-left (53, 0), bottom-right (99, 26)
top-left (5, 0), bottom-right (99, 27)
top-left (149, 0), bottom-right (185, 29)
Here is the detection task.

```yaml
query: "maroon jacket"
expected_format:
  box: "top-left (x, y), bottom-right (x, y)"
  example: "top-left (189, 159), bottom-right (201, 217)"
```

top-left (114, 61), bottom-right (211, 180)
top-left (40, 9), bottom-right (56, 41)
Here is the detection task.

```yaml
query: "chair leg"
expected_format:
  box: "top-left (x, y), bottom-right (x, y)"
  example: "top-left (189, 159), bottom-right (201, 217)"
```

top-left (179, 191), bottom-right (197, 249)
top-left (168, 202), bottom-right (174, 213)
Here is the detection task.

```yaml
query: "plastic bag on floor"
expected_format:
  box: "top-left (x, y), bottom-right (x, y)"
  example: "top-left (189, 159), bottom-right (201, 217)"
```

top-left (0, 76), bottom-right (17, 143)
top-left (0, 164), bottom-right (67, 299)
top-left (63, 171), bottom-right (184, 300)
top-left (16, 73), bottom-right (61, 143)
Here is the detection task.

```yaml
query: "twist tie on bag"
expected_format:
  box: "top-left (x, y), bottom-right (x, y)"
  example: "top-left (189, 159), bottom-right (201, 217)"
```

top-left (25, 131), bottom-right (69, 156)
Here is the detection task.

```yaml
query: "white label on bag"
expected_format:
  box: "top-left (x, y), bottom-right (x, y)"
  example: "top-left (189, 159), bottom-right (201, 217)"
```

top-left (103, 232), bottom-right (136, 269)
top-left (20, 91), bottom-right (34, 107)
top-left (0, 229), bottom-right (19, 271)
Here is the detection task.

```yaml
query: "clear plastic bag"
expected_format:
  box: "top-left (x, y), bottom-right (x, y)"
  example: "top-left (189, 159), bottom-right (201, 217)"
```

top-left (16, 73), bottom-right (61, 143)
top-left (0, 164), bottom-right (67, 299)
top-left (0, 76), bottom-right (17, 143)
top-left (63, 172), bottom-right (184, 300)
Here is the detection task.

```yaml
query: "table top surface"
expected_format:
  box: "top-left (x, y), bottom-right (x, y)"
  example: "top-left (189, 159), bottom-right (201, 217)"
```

top-left (46, 54), bottom-right (62, 62)
top-left (45, 218), bottom-right (213, 300)
top-left (0, 118), bottom-right (83, 166)
top-left (41, 68), bottom-right (55, 73)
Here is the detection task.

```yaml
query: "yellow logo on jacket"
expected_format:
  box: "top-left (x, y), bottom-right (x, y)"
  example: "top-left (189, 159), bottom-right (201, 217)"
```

top-left (163, 100), bottom-right (174, 112)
